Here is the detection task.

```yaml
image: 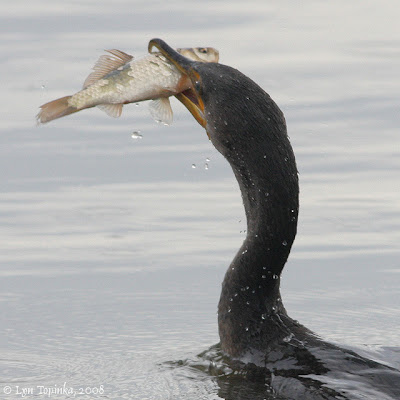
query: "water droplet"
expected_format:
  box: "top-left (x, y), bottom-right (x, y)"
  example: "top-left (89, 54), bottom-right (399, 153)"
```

top-left (234, 293), bottom-right (238, 297)
top-left (283, 333), bottom-right (294, 343)
top-left (191, 164), bottom-right (196, 169)
top-left (206, 157), bottom-right (210, 162)
top-left (272, 274), bottom-right (278, 280)
top-left (41, 84), bottom-right (46, 89)
top-left (245, 327), bottom-right (249, 332)
top-left (241, 249), bottom-right (248, 254)
top-left (228, 308), bottom-right (232, 313)
top-left (263, 155), bottom-right (267, 159)
top-left (262, 275), bottom-right (266, 279)
top-left (204, 163), bottom-right (209, 170)
top-left (261, 313), bottom-right (267, 320)
top-left (246, 301), bottom-right (250, 305)
top-left (229, 298), bottom-right (233, 302)
top-left (252, 290), bottom-right (255, 294)
top-left (246, 286), bottom-right (249, 290)
top-left (223, 120), bottom-right (228, 126)
top-left (135, 103), bottom-right (140, 106)
top-left (282, 240), bottom-right (288, 246)
top-left (131, 131), bottom-right (143, 139)
top-left (263, 266), bottom-right (267, 270)
top-left (272, 306), bottom-right (277, 312)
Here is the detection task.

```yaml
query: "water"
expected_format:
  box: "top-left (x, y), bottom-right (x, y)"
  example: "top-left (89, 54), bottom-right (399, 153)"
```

top-left (1, 0), bottom-right (400, 398)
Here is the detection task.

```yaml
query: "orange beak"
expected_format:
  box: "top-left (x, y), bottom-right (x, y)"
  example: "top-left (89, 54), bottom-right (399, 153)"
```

top-left (148, 38), bottom-right (207, 130)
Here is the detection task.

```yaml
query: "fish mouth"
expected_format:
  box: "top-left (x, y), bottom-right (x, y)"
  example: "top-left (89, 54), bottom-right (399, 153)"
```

top-left (148, 38), bottom-right (207, 129)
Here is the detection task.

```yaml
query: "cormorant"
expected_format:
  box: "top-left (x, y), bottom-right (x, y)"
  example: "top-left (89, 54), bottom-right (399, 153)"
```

top-left (148, 38), bottom-right (400, 400)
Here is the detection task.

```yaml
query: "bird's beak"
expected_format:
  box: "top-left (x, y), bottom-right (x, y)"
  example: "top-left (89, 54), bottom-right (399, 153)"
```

top-left (148, 38), bottom-right (207, 129)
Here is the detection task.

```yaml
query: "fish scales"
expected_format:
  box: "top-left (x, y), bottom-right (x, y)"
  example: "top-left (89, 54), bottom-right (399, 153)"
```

top-left (69, 54), bottom-right (180, 109)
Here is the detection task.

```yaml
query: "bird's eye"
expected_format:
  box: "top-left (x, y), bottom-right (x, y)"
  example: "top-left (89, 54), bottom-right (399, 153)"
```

top-left (198, 48), bottom-right (207, 54)
top-left (194, 80), bottom-right (202, 94)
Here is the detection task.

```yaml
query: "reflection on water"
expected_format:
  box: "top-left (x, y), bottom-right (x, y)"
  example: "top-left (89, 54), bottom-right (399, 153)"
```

top-left (1, 0), bottom-right (399, 398)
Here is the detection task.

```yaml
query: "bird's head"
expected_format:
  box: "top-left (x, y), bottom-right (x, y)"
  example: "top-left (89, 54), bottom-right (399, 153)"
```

top-left (148, 38), bottom-right (290, 172)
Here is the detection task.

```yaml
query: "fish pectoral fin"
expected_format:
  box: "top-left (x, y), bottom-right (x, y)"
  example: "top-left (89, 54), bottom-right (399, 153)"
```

top-left (83, 49), bottom-right (134, 88)
top-left (97, 103), bottom-right (123, 118)
top-left (149, 98), bottom-right (173, 125)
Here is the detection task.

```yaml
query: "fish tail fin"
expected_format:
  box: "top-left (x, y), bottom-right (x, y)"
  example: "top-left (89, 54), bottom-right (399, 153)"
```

top-left (36, 96), bottom-right (79, 124)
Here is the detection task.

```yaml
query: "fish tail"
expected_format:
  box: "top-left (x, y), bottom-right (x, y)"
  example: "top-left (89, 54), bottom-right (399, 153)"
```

top-left (36, 96), bottom-right (80, 124)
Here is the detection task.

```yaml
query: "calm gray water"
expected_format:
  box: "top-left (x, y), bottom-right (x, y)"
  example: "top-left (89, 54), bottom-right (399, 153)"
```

top-left (1, 1), bottom-right (399, 399)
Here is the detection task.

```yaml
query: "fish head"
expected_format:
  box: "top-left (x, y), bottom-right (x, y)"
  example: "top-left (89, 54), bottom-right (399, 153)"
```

top-left (177, 47), bottom-right (219, 63)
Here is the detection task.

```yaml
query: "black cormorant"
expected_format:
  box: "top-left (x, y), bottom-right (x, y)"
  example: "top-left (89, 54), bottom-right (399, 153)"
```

top-left (148, 38), bottom-right (400, 400)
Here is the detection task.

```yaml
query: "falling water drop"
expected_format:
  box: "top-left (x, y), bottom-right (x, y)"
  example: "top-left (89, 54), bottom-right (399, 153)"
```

top-left (191, 164), bottom-right (196, 169)
top-left (131, 131), bottom-right (143, 139)
top-left (204, 163), bottom-right (209, 170)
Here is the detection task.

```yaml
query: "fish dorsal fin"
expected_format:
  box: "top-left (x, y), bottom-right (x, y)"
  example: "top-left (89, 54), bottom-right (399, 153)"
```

top-left (97, 103), bottom-right (123, 118)
top-left (149, 98), bottom-right (173, 125)
top-left (83, 49), bottom-right (134, 88)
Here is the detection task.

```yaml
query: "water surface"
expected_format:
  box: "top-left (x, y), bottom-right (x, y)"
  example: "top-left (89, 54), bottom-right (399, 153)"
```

top-left (1, 1), bottom-right (399, 398)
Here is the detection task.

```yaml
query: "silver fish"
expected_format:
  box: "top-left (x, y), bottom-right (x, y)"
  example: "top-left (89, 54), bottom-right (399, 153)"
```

top-left (37, 47), bottom-right (219, 125)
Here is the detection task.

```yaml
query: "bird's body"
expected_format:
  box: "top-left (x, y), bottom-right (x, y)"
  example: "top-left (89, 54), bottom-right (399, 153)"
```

top-left (198, 64), bottom-right (400, 400)
top-left (147, 39), bottom-right (400, 399)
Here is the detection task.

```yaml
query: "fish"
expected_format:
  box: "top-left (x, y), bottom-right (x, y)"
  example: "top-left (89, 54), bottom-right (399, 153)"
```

top-left (37, 46), bottom-right (219, 125)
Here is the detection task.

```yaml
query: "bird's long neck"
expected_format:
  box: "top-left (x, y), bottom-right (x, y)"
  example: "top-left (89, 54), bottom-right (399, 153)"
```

top-left (216, 120), bottom-right (299, 359)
